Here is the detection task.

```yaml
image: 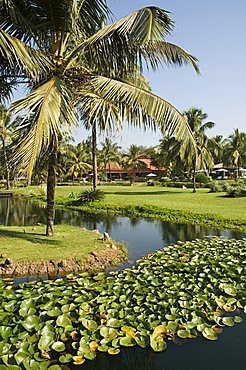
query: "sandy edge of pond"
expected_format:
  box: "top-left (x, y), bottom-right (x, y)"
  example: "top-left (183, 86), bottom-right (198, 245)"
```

top-left (0, 247), bottom-right (126, 277)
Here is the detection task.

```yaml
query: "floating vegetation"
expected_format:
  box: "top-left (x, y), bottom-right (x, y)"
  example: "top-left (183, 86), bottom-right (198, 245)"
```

top-left (0, 238), bottom-right (246, 369)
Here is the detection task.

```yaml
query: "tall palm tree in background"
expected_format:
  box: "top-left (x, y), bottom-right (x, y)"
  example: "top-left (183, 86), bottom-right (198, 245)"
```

top-left (100, 137), bottom-right (121, 180)
top-left (208, 134), bottom-right (224, 164)
top-left (156, 135), bottom-right (183, 178)
top-left (223, 129), bottom-right (246, 178)
top-left (1, 0), bottom-right (199, 235)
top-left (66, 143), bottom-right (92, 183)
top-left (183, 107), bottom-right (215, 192)
top-left (123, 144), bottom-right (148, 178)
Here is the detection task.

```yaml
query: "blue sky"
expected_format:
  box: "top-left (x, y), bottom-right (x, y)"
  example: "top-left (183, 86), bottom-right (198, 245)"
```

top-left (14, 0), bottom-right (246, 149)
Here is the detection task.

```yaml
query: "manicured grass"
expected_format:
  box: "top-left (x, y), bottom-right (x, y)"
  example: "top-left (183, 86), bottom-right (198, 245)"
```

top-left (0, 224), bottom-right (118, 262)
top-left (6, 184), bottom-right (246, 232)
top-left (13, 184), bottom-right (246, 221)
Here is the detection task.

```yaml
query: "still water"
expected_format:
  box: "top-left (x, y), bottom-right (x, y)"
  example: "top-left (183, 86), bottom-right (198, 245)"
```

top-left (1, 197), bottom-right (246, 370)
top-left (0, 197), bottom-right (245, 270)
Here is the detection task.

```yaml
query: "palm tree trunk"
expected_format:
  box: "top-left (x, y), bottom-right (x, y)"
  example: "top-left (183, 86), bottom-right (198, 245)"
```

top-left (92, 122), bottom-right (98, 190)
top-left (109, 162), bottom-right (112, 180)
top-left (2, 139), bottom-right (10, 190)
top-left (192, 159), bottom-right (196, 193)
top-left (46, 141), bottom-right (57, 236)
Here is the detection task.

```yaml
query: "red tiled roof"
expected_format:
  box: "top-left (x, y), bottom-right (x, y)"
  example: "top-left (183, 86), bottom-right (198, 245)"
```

top-left (103, 158), bottom-right (166, 173)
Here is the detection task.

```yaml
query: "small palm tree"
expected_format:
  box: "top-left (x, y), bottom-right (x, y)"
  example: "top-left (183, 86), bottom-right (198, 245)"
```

top-left (66, 144), bottom-right (92, 183)
top-left (223, 129), bottom-right (246, 178)
top-left (100, 137), bottom-right (122, 180)
top-left (123, 145), bottom-right (148, 177)
top-left (183, 107), bottom-right (215, 192)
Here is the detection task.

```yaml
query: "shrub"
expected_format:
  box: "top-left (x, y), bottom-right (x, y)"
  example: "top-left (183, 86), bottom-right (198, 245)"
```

top-left (195, 173), bottom-right (210, 185)
top-left (79, 188), bottom-right (105, 203)
top-left (226, 184), bottom-right (246, 198)
top-left (209, 181), bottom-right (224, 193)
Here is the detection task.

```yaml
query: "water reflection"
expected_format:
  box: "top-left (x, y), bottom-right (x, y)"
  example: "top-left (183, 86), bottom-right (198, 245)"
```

top-left (0, 198), bottom-right (245, 269)
top-left (71, 317), bottom-right (246, 370)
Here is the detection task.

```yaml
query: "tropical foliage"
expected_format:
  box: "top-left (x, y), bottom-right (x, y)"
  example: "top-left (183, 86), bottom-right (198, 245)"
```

top-left (0, 238), bottom-right (245, 368)
top-left (0, 0), bottom-right (199, 234)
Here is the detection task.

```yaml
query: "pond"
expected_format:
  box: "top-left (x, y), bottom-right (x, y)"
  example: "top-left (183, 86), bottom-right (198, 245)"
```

top-left (0, 197), bottom-right (245, 272)
top-left (0, 197), bottom-right (246, 370)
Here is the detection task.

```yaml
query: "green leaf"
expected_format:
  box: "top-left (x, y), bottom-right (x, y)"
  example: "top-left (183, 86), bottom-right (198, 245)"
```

top-left (0, 326), bottom-right (12, 339)
top-left (202, 328), bottom-right (218, 341)
top-left (177, 329), bottom-right (189, 339)
top-left (119, 336), bottom-right (134, 347)
top-left (108, 348), bottom-right (120, 355)
top-left (59, 354), bottom-right (73, 363)
top-left (22, 315), bottom-right (40, 331)
top-left (56, 314), bottom-right (72, 328)
top-left (222, 317), bottom-right (235, 327)
top-left (150, 336), bottom-right (167, 352)
top-left (100, 327), bottom-right (118, 339)
top-left (51, 341), bottom-right (66, 352)
top-left (81, 318), bottom-right (98, 331)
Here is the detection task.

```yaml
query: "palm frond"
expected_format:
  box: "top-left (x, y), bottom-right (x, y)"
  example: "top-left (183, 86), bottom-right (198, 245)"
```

top-left (78, 91), bottom-right (123, 133)
top-left (0, 29), bottom-right (52, 80)
top-left (66, 7), bottom-right (198, 77)
top-left (88, 75), bottom-right (196, 149)
top-left (11, 77), bottom-right (78, 183)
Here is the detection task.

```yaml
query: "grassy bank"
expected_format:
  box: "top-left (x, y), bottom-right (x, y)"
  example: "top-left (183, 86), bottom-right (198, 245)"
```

top-left (10, 185), bottom-right (246, 232)
top-left (0, 224), bottom-right (127, 276)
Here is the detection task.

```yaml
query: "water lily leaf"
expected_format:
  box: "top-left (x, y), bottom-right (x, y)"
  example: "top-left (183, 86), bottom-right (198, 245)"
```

top-left (0, 326), bottom-right (12, 340)
top-left (84, 351), bottom-right (97, 360)
top-left (51, 341), bottom-right (66, 352)
top-left (38, 334), bottom-right (54, 351)
top-left (93, 272), bottom-right (106, 281)
top-left (223, 286), bottom-right (237, 296)
top-left (166, 322), bottom-right (179, 334)
top-left (150, 336), bottom-right (167, 352)
top-left (108, 348), bottom-right (120, 355)
top-left (222, 317), bottom-right (235, 327)
top-left (14, 350), bottom-right (29, 365)
top-left (202, 328), bottom-right (218, 341)
top-left (152, 325), bottom-right (167, 337)
top-left (22, 315), bottom-right (40, 331)
top-left (100, 327), bottom-right (118, 339)
top-left (98, 345), bottom-right (109, 352)
top-left (135, 336), bottom-right (149, 348)
top-left (56, 315), bottom-right (72, 328)
top-left (19, 307), bottom-right (36, 318)
top-left (81, 319), bottom-right (97, 331)
top-left (47, 307), bottom-right (62, 317)
top-left (3, 300), bottom-right (16, 312)
top-left (107, 318), bottom-right (122, 328)
top-left (59, 354), bottom-right (73, 363)
top-left (177, 329), bottom-right (189, 339)
top-left (234, 316), bottom-right (243, 323)
top-left (119, 336), bottom-right (135, 347)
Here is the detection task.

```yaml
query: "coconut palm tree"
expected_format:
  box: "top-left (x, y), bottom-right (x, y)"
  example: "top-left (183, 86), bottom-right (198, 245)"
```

top-left (122, 144), bottom-right (148, 179)
top-left (66, 144), bottom-right (92, 183)
top-left (183, 107), bottom-right (215, 192)
top-left (223, 129), bottom-right (246, 178)
top-left (100, 137), bottom-right (121, 180)
top-left (1, 1), bottom-right (198, 235)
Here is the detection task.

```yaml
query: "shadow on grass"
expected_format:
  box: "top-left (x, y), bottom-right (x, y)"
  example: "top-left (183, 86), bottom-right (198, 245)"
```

top-left (0, 229), bottom-right (61, 245)
top-left (103, 190), bottom-right (182, 196)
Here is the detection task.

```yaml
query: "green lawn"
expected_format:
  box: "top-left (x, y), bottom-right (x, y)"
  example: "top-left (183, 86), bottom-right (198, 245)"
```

top-left (0, 224), bottom-right (121, 262)
top-left (14, 184), bottom-right (246, 221)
